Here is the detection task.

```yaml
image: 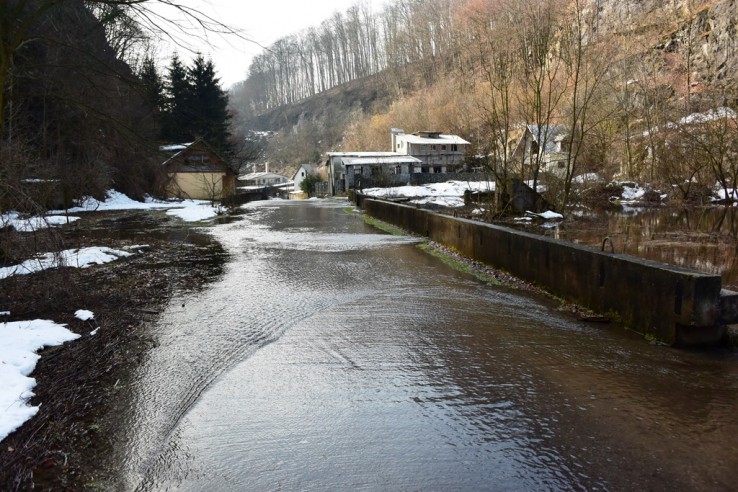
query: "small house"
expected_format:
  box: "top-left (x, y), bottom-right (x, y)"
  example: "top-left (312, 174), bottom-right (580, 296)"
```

top-left (160, 139), bottom-right (236, 200)
top-left (292, 164), bottom-right (318, 193)
top-left (239, 171), bottom-right (291, 188)
top-left (509, 124), bottom-right (572, 177)
top-left (391, 129), bottom-right (470, 171)
top-left (325, 152), bottom-right (402, 195)
top-left (343, 155), bottom-right (422, 190)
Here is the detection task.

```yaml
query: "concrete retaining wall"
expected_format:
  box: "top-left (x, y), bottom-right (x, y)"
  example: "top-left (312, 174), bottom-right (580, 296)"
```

top-left (357, 195), bottom-right (726, 346)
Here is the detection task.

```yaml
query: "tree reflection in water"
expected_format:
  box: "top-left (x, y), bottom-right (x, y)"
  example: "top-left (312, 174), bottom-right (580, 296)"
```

top-left (531, 205), bottom-right (738, 289)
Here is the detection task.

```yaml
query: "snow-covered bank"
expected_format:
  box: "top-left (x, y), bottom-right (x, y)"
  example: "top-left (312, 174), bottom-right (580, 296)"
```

top-left (1, 212), bottom-right (80, 232)
top-left (2, 191), bottom-right (221, 235)
top-left (0, 320), bottom-right (80, 442)
top-left (50, 189), bottom-right (221, 222)
top-left (0, 247), bottom-right (132, 280)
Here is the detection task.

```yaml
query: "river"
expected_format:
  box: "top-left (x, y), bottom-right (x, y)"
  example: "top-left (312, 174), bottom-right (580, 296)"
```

top-left (113, 198), bottom-right (737, 491)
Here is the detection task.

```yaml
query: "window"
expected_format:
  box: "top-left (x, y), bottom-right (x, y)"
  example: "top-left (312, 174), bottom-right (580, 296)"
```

top-left (354, 166), bottom-right (362, 175)
top-left (441, 145), bottom-right (447, 151)
top-left (431, 145), bottom-right (437, 151)
top-left (451, 144), bottom-right (458, 152)
top-left (421, 166), bottom-right (430, 173)
top-left (393, 165), bottom-right (402, 174)
top-left (434, 167), bottom-right (442, 173)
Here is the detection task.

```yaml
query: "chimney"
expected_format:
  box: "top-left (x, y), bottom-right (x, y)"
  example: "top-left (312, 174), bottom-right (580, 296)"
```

top-left (265, 162), bottom-right (269, 173)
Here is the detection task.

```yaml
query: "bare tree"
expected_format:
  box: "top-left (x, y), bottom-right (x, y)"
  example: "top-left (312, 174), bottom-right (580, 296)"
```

top-left (559, 0), bottom-right (614, 209)
top-left (513, 0), bottom-right (567, 190)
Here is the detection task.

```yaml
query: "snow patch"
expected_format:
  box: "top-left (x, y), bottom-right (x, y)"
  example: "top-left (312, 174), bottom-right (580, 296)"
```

top-left (363, 180), bottom-right (496, 208)
top-left (1, 212), bottom-right (80, 232)
top-left (48, 190), bottom-right (220, 222)
top-left (166, 203), bottom-right (220, 222)
top-left (525, 210), bottom-right (564, 220)
top-left (572, 173), bottom-right (601, 184)
top-left (0, 247), bottom-right (133, 280)
top-left (74, 310), bottom-right (94, 321)
top-left (0, 320), bottom-right (80, 442)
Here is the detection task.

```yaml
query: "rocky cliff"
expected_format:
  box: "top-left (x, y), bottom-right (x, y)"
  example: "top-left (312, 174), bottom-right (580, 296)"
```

top-left (590, 0), bottom-right (737, 102)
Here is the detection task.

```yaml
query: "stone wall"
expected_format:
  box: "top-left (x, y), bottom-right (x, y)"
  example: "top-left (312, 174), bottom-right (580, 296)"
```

top-left (357, 196), bottom-right (726, 346)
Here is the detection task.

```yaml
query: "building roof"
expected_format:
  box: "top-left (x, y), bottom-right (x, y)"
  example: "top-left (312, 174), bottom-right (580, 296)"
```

top-left (292, 164), bottom-right (318, 180)
top-left (327, 151), bottom-right (402, 157)
top-left (239, 171), bottom-right (290, 181)
top-left (526, 125), bottom-right (570, 153)
top-left (160, 139), bottom-right (235, 174)
top-left (159, 143), bottom-right (193, 152)
top-left (395, 133), bottom-right (470, 145)
top-left (343, 156), bottom-right (422, 166)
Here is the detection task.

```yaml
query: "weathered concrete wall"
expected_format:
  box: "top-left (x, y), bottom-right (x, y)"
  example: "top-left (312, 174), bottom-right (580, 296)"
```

top-left (358, 196), bottom-right (726, 346)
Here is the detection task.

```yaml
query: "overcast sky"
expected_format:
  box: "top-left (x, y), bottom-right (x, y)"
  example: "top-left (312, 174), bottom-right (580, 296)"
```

top-left (155, 0), bottom-right (387, 89)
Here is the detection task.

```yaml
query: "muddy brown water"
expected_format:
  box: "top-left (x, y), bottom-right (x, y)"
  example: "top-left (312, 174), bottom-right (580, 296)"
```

top-left (111, 199), bottom-right (737, 491)
top-left (514, 205), bottom-right (738, 290)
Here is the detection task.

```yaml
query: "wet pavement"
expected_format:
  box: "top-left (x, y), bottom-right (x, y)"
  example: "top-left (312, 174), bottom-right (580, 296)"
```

top-left (114, 199), bottom-right (738, 491)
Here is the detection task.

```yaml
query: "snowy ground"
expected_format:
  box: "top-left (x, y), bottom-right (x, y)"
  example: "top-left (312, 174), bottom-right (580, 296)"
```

top-left (360, 180), bottom-right (565, 221)
top-left (0, 190), bottom-right (224, 443)
top-left (0, 320), bottom-right (80, 442)
top-left (363, 180), bottom-right (496, 208)
top-left (0, 247), bottom-right (133, 280)
top-left (1, 190), bottom-right (222, 234)
top-left (50, 190), bottom-right (223, 222)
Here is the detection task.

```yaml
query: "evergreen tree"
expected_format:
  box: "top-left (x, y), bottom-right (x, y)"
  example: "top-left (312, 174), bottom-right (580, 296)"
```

top-left (162, 53), bottom-right (191, 143)
top-left (187, 53), bottom-right (232, 154)
top-left (159, 53), bottom-right (232, 154)
top-left (138, 56), bottom-right (165, 133)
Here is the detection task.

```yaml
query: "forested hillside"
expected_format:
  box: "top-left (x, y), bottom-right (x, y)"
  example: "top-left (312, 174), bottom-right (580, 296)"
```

top-left (231, 0), bottom-right (738, 207)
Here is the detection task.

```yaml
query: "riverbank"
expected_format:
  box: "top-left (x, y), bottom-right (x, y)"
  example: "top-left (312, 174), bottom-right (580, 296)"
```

top-left (0, 210), bottom-right (227, 490)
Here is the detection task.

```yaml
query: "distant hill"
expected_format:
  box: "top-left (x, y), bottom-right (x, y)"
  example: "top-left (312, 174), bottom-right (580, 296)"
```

top-left (246, 75), bottom-right (393, 133)
top-left (228, 0), bottom-right (738, 190)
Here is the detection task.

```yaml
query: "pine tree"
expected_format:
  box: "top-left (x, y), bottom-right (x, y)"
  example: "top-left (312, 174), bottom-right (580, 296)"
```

top-left (160, 53), bottom-right (232, 154)
top-left (138, 56), bottom-right (165, 133)
top-left (187, 53), bottom-right (232, 154)
top-left (162, 53), bottom-right (192, 143)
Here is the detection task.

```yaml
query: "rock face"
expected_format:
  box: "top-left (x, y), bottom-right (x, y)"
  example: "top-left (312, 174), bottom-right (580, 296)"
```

top-left (687, 1), bottom-right (737, 91)
top-left (587, 0), bottom-right (737, 102)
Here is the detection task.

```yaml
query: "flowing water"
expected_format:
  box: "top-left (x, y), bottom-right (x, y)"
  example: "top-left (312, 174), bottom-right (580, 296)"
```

top-left (114, 199), bottom-right (737, 491)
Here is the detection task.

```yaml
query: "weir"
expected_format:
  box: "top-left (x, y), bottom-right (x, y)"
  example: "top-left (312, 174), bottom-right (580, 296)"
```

top-left (353, 193), bottom-right (735, 347)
